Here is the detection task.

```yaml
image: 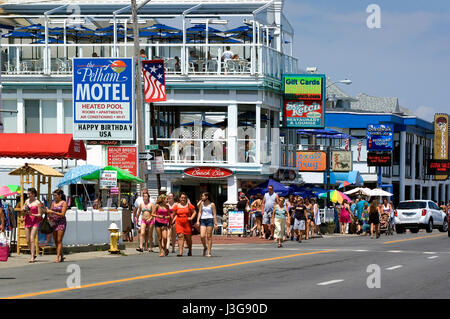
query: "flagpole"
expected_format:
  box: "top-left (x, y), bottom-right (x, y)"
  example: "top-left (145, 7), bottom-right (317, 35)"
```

top-left (150, 102), bottom-right (161, 191)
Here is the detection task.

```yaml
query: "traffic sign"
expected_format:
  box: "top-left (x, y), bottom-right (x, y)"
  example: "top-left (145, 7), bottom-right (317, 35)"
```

top-left (138, 152), bottom-right (153, 161)
top-left (145, 144), bottom-right (159, 151)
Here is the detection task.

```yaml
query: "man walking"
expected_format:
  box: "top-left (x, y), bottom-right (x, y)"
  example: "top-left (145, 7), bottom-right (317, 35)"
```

top-left (261, 185), bottom-right (278, 240)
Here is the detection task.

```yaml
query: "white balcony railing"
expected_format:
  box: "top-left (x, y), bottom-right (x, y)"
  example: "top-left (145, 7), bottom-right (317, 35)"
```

top-left (0, 43), bottom-right (298, 78)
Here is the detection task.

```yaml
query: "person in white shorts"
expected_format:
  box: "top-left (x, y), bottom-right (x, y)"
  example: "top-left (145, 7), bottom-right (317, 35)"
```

top-left (261, 185), bottom-right (278, 240)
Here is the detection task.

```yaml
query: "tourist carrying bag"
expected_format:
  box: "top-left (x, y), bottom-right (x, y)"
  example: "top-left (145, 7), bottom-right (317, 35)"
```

top-left (40, 213), bottom-right (54, 235)
top-left (0, 232), bottom-right (10, 262)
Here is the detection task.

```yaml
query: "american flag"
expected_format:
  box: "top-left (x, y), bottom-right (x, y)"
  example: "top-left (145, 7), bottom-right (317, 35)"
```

top-left (142, 60), bottom-right (166, 103)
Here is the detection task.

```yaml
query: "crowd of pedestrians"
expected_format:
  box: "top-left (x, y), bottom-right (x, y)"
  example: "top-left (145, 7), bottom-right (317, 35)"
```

top-left (133, 189), bottom-right (218, 257)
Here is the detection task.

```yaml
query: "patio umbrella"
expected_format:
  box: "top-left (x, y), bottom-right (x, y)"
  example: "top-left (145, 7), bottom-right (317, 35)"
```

top-left (57, 164), bottom-right (102, 188)
top-left (141, 23), bottom-right (180, 41)
top-left (367, 188), bottom-right (393, 197)
top-left (318, 190), bottom-right (351, 204)
top-left (224, 25), bottom-right (253, 34)
top-left (344, 187), bottom-right (372, 197)
top-left (17, 24), bottom-right (45, 32)
top-left (82, 166), bottom-right (144, 183)
top-left (0, 185), bottom-right (21, 198)
top-left (2, 30), bottom-right (43, 40)
top-left (181, 120), bottom-right (217, 127)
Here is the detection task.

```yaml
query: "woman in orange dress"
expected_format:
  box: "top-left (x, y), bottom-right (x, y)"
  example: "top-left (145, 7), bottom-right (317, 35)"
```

top-left (171, 192), bottom-right (196, 256)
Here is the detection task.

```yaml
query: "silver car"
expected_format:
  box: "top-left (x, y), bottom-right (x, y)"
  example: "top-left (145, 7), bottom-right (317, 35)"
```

top-left (394, 200), bottom-right (448, 234)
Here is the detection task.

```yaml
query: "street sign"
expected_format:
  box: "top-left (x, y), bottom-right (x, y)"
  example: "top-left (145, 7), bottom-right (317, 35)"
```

top-left (138, 152), bottom-right (153, 161)
top-left (145, 144), bottom-right (159, 151)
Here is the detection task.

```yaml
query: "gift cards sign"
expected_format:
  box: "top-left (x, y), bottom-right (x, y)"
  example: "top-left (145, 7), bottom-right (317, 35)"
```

top-left (283, 74), bottom-right (326, 128)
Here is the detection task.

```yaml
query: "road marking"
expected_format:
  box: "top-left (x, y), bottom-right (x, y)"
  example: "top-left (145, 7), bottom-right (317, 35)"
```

top-left (317, 279), bottom-right (344, 286)
top-left (423, 252), bottom-right (436, 254)
top-left (386, 265), bottom-right (403, 270)
top-left (383, 234), bottom-right (445, 244)
top-left (427, 256), bottom-right (439, 259)
top-left (2, 250), bottom-right (336, 299)
top-left (387, 250), bottom-right (403, 253)
top-left (354, 250), bottom-right (369, 252)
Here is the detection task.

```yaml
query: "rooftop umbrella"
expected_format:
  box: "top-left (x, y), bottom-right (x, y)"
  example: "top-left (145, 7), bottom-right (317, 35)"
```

top-left (0, 185), bottom-right (21, 198)
top-left (57, 164), bottom-right (102, 188)
top-left (141, 23), bottom-right (180, 34)
top-left (82, 165), bottom-right (144, 183)
top-left (17, 24), bottom-right (45, 32)
top-left (224, 25), bottom-right (253, 34)
top-left (2, 30), bottom-right (43, 40)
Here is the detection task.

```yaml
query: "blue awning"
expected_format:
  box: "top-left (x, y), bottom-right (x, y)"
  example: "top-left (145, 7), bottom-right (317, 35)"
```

top-left (325, 171), bottom-right (363, 185)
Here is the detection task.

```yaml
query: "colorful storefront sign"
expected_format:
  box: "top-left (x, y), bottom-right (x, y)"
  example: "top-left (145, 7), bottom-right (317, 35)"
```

top-left (427, 160), bottom-right (450, 176)
top-left (434, 113), bottom-right (448, 180)
top-left (100, 170), bottom-right (117, 188)
top-left (296, 151), bottom-right (326, 171)
top-left (282, 74), bottom-right (326, 129)
top-left (73, 58), bottom-right (134, 140)
top-left (107, 146), bottom-right (137, 177)
top-left (367, 124), bottom-right (393, 151)
top-left (332, 151), bottom-right (352, 172)
top-left (184, 167), bottom-right (233, 178)
top-left (367, 152), bottom-right (392, 167)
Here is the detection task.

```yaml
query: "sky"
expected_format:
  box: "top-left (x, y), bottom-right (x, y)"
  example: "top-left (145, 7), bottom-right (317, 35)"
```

top-left (283, 0), bottom-right (450, 122)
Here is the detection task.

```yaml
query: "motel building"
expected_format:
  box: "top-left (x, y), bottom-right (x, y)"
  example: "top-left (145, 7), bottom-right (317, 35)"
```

top-left (298, 80), bottom-right (450, 206)
top-left (0, 0), bottom-right (299, 216)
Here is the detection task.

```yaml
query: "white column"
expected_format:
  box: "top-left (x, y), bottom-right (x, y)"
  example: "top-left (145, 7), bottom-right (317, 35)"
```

top-left (399, 131), bottom-right (406, 201)
top-left (418, 143), bottom-right (424, 180)
top-left (227, 103), bottom-right (238, 165)
top-left (434, 184), bottom-right (439, 202)
top-left (145, 103), bottom-right (150, 146)
top-left (410, 136), bottom-right (416, 199)
top-left (256, 104), bottom-right (261, 164)
top-left (166, 179), bottom-right (172, 194)
top-left (17, 89), bottom-right (24, 133)
top-left (57, 89), bottom-right (64, 133)
top-left (427, 186), bottom-right (432, 200)
top-left (273, 109), bottom-right (280, 167)
top-left (227, 175), bottom-right (238, 204)
top-left (440, 183), bottom-right (445, 204)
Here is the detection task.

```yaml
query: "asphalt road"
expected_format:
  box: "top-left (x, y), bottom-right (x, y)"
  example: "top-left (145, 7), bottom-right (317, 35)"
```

top-left (1, 231), bottom-right (449, 300)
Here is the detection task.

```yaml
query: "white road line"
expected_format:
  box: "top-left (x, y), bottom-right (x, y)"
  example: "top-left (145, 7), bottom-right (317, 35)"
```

top-left (423, 252), bottom-right (436, 255)
top-left (354, 250), bottom-right (369, 252)
top-left (387, 250), bottom-right (403, 253)
top-left (427, 256), bottom-right (439, 259)
top-left (386, 265), bottom-right (403, 270)
top-left (317, 279), bottom-right (344, 286)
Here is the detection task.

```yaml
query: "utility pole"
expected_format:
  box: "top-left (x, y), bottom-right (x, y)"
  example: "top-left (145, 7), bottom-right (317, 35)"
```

top-left (131, 0), bottom-right (151, 186)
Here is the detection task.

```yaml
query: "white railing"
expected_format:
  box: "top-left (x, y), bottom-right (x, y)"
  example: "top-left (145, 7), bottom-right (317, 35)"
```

top-left (1, 43), bottom-right (298, 78)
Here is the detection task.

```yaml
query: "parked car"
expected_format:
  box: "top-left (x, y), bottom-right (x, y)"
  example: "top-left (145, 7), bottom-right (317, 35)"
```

top-left (394, 200), bottom-right (448, 234)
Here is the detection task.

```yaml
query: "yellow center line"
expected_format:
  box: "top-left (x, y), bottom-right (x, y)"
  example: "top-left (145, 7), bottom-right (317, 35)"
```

top-left (384, 234), bottom-right (445, 244)
top-left (3, 249), bottom-right (336, 299)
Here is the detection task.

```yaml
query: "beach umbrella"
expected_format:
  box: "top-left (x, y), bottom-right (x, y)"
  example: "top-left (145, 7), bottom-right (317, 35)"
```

top-left (141, 23), bottom-right (180, 34)
top-left (344, 187), bottom-right (372, 197)
top-left (224, 25), bottom-right (253, 34)
top-left (96, 24), bottom-right (126, 32)
top-left (318, 190), bottom-right (351, 204)
top-left (17, 24), bottom-right (45, 32)
top-left (2, 30), bottom-right (43, 40)
top-left (0, 185), bottom-right (21, 198)
top-left (57, 165), bottom-right (102, 188)
top-left (367, 188), bottom-right (393, 197)
top-left (82, 165), bottom-right (144, 183)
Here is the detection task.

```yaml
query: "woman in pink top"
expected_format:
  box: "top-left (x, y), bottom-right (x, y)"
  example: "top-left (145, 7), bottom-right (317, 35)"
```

top-left (340, 199), bottom-right (351, 234)
top-left (23, 188), bottom-right (43, 263)
top-left (152, 194), bottom-right (171, 257)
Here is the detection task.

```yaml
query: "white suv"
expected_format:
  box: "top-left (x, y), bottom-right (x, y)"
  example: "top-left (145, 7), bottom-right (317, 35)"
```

top-left (394, 200), bottom-right (448, 234)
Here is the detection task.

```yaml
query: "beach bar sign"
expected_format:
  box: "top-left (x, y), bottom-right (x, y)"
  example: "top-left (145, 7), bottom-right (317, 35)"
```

top-left (73, 58), bottom-right (135, 140)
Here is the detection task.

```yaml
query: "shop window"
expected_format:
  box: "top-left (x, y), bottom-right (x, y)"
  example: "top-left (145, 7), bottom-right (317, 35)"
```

top-left (41, 100), bottom-right (57, 133)
top-left (25, 100), bottom-right (40, 133)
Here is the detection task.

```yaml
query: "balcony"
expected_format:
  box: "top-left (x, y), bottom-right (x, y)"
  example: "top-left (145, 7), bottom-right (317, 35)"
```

top-left (0, 43), bottom-right (298, 79)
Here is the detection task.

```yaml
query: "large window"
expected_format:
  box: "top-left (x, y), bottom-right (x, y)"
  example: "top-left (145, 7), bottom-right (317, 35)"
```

top-left (24, 99), bottom-right (57, 133)
top-left (0, 100), bottom-right (17, 133)
top-left (64, 100), bottom-right (73, 133)
top-left (41, 100), bottom-right (57, 133)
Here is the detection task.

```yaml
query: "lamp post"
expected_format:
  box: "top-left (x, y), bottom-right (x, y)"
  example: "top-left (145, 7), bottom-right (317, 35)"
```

top-left (324, 78), bottom-right (352, 208)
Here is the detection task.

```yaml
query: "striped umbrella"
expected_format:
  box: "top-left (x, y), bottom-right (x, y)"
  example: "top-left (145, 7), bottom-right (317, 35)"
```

top-left (318, 190), bottom-right (351, 204)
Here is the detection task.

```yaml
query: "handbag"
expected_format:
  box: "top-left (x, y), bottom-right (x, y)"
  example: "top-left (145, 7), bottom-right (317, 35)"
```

top-left (0, 232), bottom-right (10, 262)
top-left (40, 213), bottom-right (54, 235)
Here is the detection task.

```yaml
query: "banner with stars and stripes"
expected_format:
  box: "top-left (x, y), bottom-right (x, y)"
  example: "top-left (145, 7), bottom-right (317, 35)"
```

top-left (142, 60), bottom-right (166, 103)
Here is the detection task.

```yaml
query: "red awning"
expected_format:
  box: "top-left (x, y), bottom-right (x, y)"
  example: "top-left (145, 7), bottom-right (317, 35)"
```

top-left (0, 134), bottom-right (87, 160)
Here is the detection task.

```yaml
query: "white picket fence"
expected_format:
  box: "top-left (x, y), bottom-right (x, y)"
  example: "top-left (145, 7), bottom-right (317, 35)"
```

top-left (64, 207), bottom-right (123, 245)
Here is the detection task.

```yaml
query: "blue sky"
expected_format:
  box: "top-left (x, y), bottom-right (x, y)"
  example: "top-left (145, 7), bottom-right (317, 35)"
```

top-left (283, 0), bottom-right (450, 122)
